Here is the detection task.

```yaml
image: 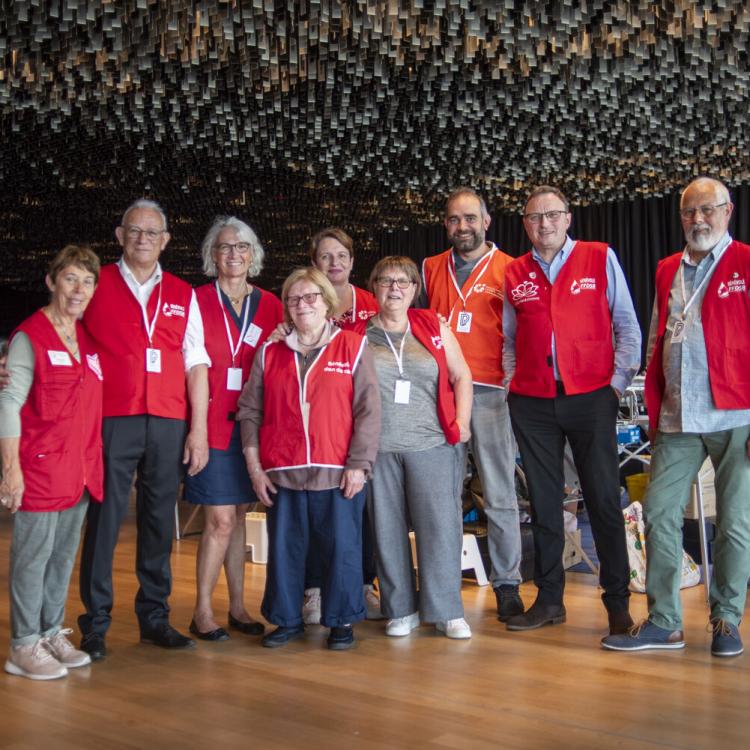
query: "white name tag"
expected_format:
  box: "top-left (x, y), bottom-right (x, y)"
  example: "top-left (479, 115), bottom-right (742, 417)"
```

top-left (243, 323), bottom-right (262, 348)
top-left (670, 319), bottom-right (686, 344)
top-left (227, 367), bottom-right (243, 391)
top-left (48, 350), bottom-right (72, 367)
top-left (456, 311), bottom-right (473, 333)
top-left (394, 379), bottom-right (411, 404)
top-left (146, 348), bottom-right (162, 373)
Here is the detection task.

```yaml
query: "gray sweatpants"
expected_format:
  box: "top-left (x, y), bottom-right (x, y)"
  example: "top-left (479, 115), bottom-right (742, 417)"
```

top-left (369, 443), bottom-right (465, 623)
top-left (10, 493), bottom-right (89, 646)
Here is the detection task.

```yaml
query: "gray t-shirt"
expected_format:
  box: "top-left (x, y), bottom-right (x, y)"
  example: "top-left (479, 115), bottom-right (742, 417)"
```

top-left (366, 322), bottom-right (446, 453)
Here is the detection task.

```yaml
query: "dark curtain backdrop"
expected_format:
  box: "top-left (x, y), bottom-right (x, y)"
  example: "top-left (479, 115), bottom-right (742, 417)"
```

top-left (377, 184), bottom-right (750, 357)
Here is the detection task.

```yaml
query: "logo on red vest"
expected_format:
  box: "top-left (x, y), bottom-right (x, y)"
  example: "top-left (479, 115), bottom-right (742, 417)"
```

top-left (472, 282), bottom-right (504, 300)
top-left (162, 302), bottom-right (186, 318)
top-left (431, 335), bottom-right (444, 350)
top-left (324, 360), bottom-right (353, 375)
top-left (570, 277), bottom-right (596, 295)
top-left (357, 310), bottom-right (376, 320)
top-left (86, 353), bottom-right (104, 381)
top-left (717, 273), bottom-right (746, 299)
top-left (510, 280), bottom-right (539, 303)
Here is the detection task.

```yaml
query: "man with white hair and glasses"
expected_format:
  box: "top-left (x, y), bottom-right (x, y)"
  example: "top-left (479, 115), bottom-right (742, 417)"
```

top-left (76, 199), bottom-right (211, 659)
top-left (603, 177), bottom-right (750, 657)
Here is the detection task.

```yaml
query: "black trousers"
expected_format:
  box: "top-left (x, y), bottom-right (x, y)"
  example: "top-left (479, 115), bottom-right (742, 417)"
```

top-left (508, 386), bottom-right (630, 612)
top-left (78, 415), bottom-right (186, 636)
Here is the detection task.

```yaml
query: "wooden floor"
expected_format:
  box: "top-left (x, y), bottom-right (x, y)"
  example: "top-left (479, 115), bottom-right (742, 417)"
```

top-left (0, 512), bottom-right (748, 750)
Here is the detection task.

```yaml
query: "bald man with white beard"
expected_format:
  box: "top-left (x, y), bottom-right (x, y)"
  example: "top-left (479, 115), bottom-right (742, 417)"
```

top-left (603, 177), bottom-right (750, 657)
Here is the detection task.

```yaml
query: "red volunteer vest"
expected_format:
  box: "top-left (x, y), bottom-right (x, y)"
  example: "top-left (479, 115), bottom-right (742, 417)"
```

top-left (259, 329), bottom-right (367, 471)
top-left (645, 240), bottom-right (750, 426)
top-left (506, 242), bottom-right (614, 397)
top-left (83, 264), bottom-right (192, 419)
top-left (422, 245), bottom-right (512, 387)
top-left (354, 309), bottom-right (460, 444)
top-left (14, 310), bottom-right (104, 512)
top-left (195, 283), bottom-right (283, 450)
top-left (334, 285), bottom-right (379, 330)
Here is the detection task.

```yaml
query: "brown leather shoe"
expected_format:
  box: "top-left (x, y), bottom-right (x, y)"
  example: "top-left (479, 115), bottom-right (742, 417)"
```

top-left (506, 601), bottom-right (566, 631)
top-left (608, 610), bottom-right (634, 635)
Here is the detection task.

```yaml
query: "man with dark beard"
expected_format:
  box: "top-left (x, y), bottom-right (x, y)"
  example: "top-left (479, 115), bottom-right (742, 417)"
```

top-left (603, 177), bottom-right (750, 657)
top-left (421, 187), bottom-right (524, 625)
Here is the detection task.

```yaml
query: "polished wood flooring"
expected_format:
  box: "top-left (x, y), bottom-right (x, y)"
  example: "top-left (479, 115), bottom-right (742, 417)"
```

top-left (0, 511), bottom-right (748, 750)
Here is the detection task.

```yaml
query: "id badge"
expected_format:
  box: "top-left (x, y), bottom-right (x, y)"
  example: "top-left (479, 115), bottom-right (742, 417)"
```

top-left (243, 323), bottom-right (262, 348)
top-left (670, 319), bottom-right (686, 344)
top-left (456, 311), bottom-right (473, 333)
top-left (227, 367), bottom-right (243, 391)
top-left (394, 379), bottom-right (411, 404)
top-left (146, 348), bottom-right (162, 373)
top-left (47, 350), bottom-right (73, 367)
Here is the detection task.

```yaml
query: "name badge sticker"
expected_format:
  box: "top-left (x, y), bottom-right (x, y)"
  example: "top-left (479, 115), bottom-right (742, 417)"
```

top-left (456, 311), bottom-right (473, 333)
top-left (243, 323), bottom-right (262, 348)
top-left (227, 367), bottom-right (243, 391)
top-left (146, 348), bottom-right (162, 373)
top-left (394, 379), bottom-right (411, 404)
top-left (48, 350), bottom-right (73, 367)
top-left (670, 319), bottom-right (686, 344)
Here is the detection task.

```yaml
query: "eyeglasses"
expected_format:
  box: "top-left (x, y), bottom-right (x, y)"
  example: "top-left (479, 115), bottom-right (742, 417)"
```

top-left (286, 292), bottom-right (323, 307)
top-left (679, 202), bottom-right (728, 220)
top-left (216, 242), bottom-right (251, 255)
top-left (375, 276), bottom-right (415, 289)
top-left (124, 225), bottom-right (164, 242)
top-left (523, 210), bottom-right (568, 224)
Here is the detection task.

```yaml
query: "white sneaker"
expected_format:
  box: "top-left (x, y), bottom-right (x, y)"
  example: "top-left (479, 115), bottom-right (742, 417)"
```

top-left (436, 618), bottom-right (472, 640)
top-left (46, 628), bottom-right (92, 668)
top-left (385, 612), bottom-right (420, 637)
top-left (4, 639), bottom-right (68, 680)
top-left (364, 584), bottom-right (384, 620)
top-left (302, 588), bottom-right (322, 625)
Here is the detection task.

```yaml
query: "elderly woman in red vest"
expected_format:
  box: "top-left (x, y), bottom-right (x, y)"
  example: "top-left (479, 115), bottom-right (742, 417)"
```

top-left (237, 267), bottom-right (381, 651)
top-left (356, 257), bottom-right (474, 639)
top-left (303, 227), bottom-right (381, 623)
top-left (185, 217), bottom-right (283, 641)
top-left (0, 245), bottom-right (103, 680)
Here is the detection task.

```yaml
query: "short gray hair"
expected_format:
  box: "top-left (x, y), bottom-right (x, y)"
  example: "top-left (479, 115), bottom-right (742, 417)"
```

top-left (122, 198), bottom-right (168, 231)
top-left (200, 216), bottom-right (265, 278)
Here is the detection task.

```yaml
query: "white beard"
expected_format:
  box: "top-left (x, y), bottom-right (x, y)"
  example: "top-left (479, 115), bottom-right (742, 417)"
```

top-left (686, 224), bottom-right (720, 253)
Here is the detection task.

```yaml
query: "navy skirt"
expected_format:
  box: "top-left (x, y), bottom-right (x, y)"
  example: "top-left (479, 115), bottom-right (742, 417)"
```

top-left (184, 424), bottom-right (257, 506)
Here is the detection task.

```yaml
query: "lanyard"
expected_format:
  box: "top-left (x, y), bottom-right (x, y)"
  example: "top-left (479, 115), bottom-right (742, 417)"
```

top-left (141, 282), bottom-right (162, 346)
top-left (678, 242), bottom-right (728, 317)
top-left (216, 281), bottom-right (251, 366)
top-left (447, 247), bottom-right (495, 324)
top-left (381, 323), bottom-right (410, 377)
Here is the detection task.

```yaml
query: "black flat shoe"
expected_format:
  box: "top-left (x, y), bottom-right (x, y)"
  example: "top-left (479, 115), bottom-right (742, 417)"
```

top-left (140, 623), bottom-right (196, 649)
top-left (80, 633), bottom-right (106, 662)
top-left (327, 625), bottom-right (355, 651)
top-left (506, 602), bottom-right (566, 631)
top-left (228, 613), bottom-right (265, 636)
top-left (189, 619), bottom-right (230, 642)
top-left (261, 625), bottom-right (305, 649)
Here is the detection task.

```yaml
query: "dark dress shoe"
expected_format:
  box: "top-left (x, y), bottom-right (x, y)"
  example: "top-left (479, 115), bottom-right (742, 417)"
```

top-left (228, 613), bottom-right (265, 636)
top-left (327, 625), bottom-right (355, 651)
top-left (189, 619), bottom-right (230, 642)
top-left (261, 625), bottom-right (305, 649)
top-left (608, 610), bottom-right (634, 635)
top-left (506, 601), bottom-right (566, 631)
top-left (80, 633), bottom-right (106, 661)
top-left (140, 623), bottom-right (196, 649)
top-left (494, 585), bottom-right (524, 623)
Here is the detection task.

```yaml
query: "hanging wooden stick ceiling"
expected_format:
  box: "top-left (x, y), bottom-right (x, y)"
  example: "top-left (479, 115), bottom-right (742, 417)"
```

top-left (1, 1), bottom-right (748, 291)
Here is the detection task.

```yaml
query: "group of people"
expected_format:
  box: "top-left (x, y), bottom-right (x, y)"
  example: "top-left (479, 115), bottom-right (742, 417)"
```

top-left (0, 175), bottom-right (748, 681)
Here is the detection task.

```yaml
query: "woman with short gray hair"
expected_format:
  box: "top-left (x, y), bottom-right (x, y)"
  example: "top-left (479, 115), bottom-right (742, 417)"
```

top-left (186, 216), bottom-right (282, 641)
